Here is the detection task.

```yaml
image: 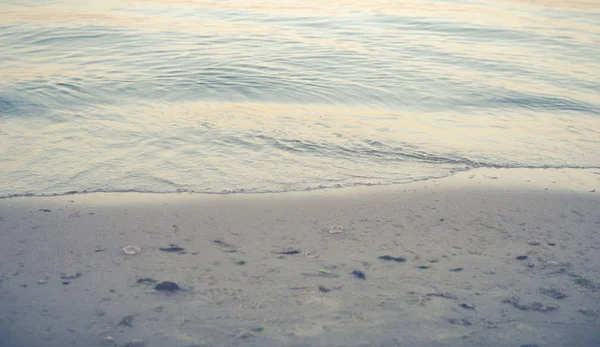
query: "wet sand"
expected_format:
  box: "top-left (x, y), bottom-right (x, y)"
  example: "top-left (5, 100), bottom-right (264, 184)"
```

top-left (0, 168), bottom-right (599, 347)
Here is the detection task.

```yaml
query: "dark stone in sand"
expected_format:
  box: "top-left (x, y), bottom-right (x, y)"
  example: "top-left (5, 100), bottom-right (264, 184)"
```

top-left (447, 318), bottom-right (471, 326)
top-left (118, 315), bottom-right (134, 327)
top-left (154, 281), bottom-right (181, 292)
top-left (449, 268), bottom-right (464, 272)
top-left (159, 244), bottom-right (185, 253)
top-left (38, 209), bottom-right (51, 212)
top-left (137, 277), bottom-right (157, 285)
top-left (318, 285), bottom-right (331, 293)
top-left (62, 281), bottom-right (70, 285)
top-left (539, 287), bottom-right (567, 300)
top-left (516, 255), bottom-right (528, 260)
top-left (416, 265), bottom-right (429, 269)
top-left (520, 345), bottom-right (540, 347)
top-left (352, 270), bottom-right (366, 280)
top-left (459, 303), bottom-right (476, 310)
top-left (278, 250), bottom-right (301, 255)
top-left (379, 255), bottom-right (406, 263)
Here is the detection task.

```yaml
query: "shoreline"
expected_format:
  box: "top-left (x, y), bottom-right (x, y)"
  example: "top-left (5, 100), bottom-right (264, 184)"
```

top-left (1, 168), bottom-right (599, 346)
top-left (1, 167), bottom-right (599, 201)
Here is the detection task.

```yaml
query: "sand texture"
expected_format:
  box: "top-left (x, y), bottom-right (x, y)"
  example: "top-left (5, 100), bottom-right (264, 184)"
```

top-left (0, 169), bottom-right (599, 347)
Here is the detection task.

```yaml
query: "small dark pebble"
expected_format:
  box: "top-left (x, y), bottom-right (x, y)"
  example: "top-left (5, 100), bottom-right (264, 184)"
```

top-left (459, 303), bottom-right (476, 310)
top-left (449, 268), bottom-right (464, 272)
top-left (439, 218), bottom-right (445, 222)
top-left (236, 260), bottom-right (246, 265)
top-left (379, 255), bottom-right (406, 263)
top-left (318, 285), bottom-right (331, 293)
top-left (416, 265), bottom-right (429, 269)
top-left (62, 281), bottom-right (70, 285)
top-left (251, 326), bottom-right (264, 333)
top-left (520, 345), bottom-right (540, 347)
top-left (159, 244), bottom-right (185, 253)
top-left (118, 315), bottom-right (134, 327)
top-left (38, 209), bottom-right (51, 212)
top-left (154, 281), bottom-right (181, 292)
top-left (352, 270), bottom-right (366, 280)
top-left (516, 255), bottom-right (528, 260)
top-left (137, 277), bottom-right (157, 285)
top-left (547, 242), bottom-right (556, 246)
top-left (447, 318), bottom-right (471, 326)
top-left (278, 250), bottom-right (301, 255)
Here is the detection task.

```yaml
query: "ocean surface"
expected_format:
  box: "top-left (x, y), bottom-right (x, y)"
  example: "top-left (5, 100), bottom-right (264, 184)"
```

top-left (1, 0), bottom-right (599, 197)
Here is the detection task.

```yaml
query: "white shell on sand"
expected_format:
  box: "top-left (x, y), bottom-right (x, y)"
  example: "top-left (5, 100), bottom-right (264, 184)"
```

top-left (327, 225), bottom-right (344, 234)
top-left (122, 245), bottom-right (142, 255)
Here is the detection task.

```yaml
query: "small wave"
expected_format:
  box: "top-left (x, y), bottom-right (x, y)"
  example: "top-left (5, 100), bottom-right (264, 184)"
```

top-left (2, 165), bottom-right (600, 200)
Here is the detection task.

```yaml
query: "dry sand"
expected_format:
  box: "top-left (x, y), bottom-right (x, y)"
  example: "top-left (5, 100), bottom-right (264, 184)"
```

top-left (0, 168), bottom-right (599, 347)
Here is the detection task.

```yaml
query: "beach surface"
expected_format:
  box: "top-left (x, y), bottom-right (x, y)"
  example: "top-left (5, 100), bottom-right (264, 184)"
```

top-left (0, 168), bottom-right (599, 347)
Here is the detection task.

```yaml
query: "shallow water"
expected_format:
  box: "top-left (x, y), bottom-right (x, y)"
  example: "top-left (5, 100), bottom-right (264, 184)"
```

top-left (1, 0), bottom-right (599, 197)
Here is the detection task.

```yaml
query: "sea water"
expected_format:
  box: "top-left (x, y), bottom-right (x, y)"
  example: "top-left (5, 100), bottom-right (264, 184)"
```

top-left (1, 0), bottom-right (599, 197)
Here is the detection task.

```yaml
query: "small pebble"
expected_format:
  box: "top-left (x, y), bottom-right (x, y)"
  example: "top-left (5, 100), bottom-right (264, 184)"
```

top-left (318, 285), bottom-right (331, 293)
top-left (154, 281), bottom-right (181, 292)
top-left (159, 244), bottom-right (185, 253)
top-left (122, 245), bottom-right (142, 255)
top-left (527, 240), bottom-right (541, 246)
top-left (516, 255), bottom-right (528, 260)
top-left (449, 268), bottom-right (464, 272)
top-left (459, 303), bottom-right (476, 310)
top-left (379, 255), bottom-right (406, 263)
top-left (278, 250), bottom-right (300, 255)
top-left (118, 315), bottom-right (134, 327)
top-left (327, 225), bottom-right (344, 234)
top-left (351, 270), bottom-right (366, 280)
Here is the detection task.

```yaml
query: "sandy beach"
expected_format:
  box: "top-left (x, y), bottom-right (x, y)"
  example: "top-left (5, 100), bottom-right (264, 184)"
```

top-left (1, 168), bottom-right (599, 347)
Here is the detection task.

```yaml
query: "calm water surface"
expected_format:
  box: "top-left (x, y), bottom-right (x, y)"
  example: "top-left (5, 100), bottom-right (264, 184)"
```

top-left (1, 0), bottom-right (599, 196)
